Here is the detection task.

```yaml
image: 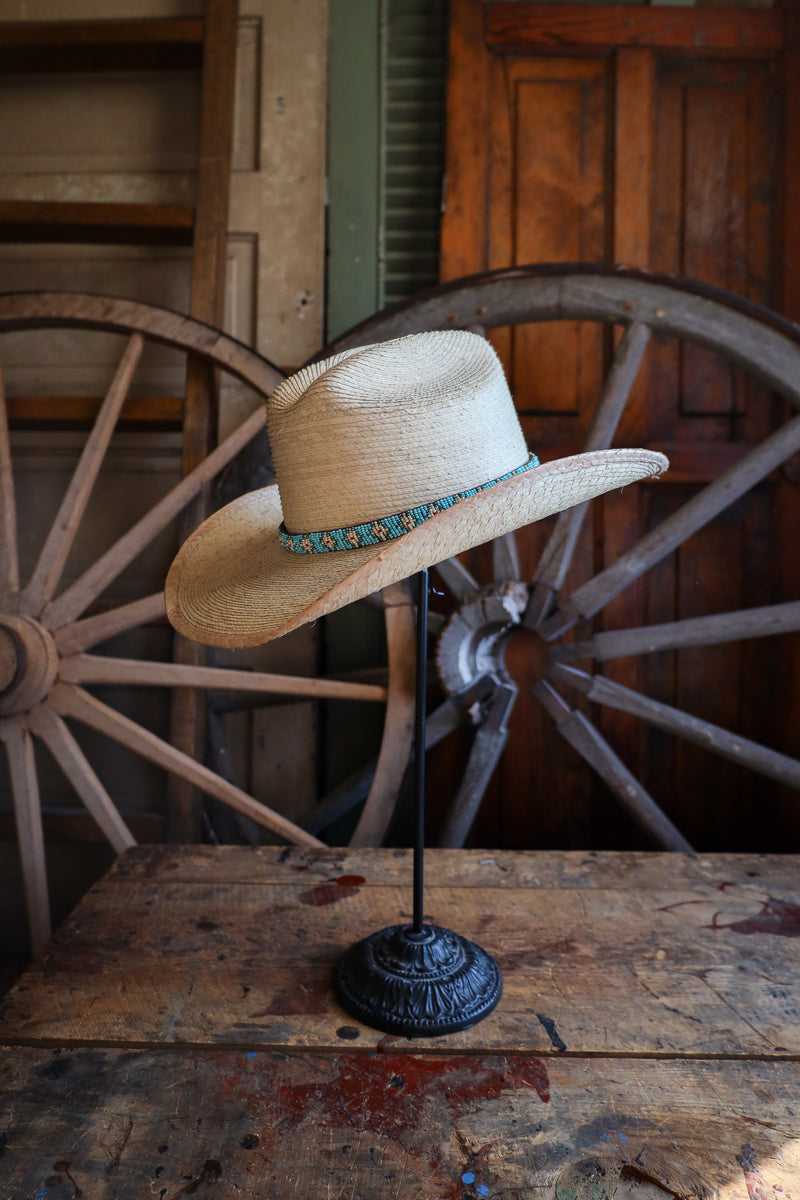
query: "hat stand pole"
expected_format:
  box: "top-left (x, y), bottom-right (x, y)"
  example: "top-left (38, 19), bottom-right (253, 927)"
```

top-left (334, 568), bottom-right (502, 1037)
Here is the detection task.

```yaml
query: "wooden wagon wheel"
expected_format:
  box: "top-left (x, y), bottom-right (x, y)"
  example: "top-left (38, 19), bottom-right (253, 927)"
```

top-left (322, 264), bottom-right (800, 852)
top-left (0, 293), bottom-right (417, 955)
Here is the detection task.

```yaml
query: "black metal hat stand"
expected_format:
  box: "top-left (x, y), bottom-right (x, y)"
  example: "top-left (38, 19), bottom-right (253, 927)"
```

top-left (334, 567), bottom-right (502, 1037)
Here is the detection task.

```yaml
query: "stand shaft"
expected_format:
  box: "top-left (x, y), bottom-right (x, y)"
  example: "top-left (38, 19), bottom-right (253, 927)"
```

top-left (413, 567), bottom-right (428, 934)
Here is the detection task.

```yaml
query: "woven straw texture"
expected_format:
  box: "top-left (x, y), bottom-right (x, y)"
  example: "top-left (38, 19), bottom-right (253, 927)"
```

top-left (166, 330), bottom-right (669, 648)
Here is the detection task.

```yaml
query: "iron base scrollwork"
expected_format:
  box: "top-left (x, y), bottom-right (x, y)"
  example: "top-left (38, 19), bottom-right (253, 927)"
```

top-left (334, 922), bottom-right (502, 1037)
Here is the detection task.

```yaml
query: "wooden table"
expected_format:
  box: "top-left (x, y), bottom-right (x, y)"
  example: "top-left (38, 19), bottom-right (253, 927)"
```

top-left (1, 846), bottom-right (798, 1198)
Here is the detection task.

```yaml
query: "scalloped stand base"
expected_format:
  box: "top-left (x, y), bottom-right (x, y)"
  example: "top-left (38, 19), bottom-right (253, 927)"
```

top-left (334, 922), bottom-right (502, 1038)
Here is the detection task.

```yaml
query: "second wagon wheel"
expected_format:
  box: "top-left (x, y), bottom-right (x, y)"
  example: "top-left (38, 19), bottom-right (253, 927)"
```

top-left (0, 293), bottom-right (417, 955)
top-left (322, 265), bottom-right (800, 853)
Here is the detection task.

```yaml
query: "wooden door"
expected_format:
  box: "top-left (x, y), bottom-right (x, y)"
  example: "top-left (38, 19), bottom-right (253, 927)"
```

top-left (438, 1), bottom-right (800, 851)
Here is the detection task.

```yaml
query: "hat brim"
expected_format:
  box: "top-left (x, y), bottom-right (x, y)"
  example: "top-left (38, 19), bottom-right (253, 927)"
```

top-left (165, 449), bottom-right (668, 648)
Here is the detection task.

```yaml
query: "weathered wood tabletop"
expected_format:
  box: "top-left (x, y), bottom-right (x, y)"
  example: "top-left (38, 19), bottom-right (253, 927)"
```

top-left (0, 845), bottom-right (798, 1199)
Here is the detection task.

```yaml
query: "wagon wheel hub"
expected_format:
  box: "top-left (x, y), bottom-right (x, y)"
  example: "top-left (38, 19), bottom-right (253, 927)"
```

top-left (435, 580), bottom-right (529, 698)
top-left (0, 616), bottom-right (58, 717)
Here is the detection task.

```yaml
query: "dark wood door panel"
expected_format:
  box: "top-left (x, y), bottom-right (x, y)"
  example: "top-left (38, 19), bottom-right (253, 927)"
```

top-left (652, 56), bottom-right (779, 445)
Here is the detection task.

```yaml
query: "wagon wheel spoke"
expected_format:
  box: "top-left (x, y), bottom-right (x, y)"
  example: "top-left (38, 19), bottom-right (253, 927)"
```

top-left (492, 533), bottom-right (520, 584)
top-left (58, 653), bottom-right (389, 703)
top-left (27, 703), bottom-right (136, 853)
top-left (434, 555), bottom-right (479, 601)
top-left (533, 679), bottom-right (693, 853)
top-left (553, 600), bottom-right (800, 663)
top-left (205, 662), bottom-right (392, 714)
top-left (0, 353), bottom-right (19, 603)
top-left (0, 716), bottom-right (51, 953)
top-left (41, 404), bottom-right (266, 631)
top-left (526, 321), bottom-right (652, 627)
top-left (207, 666), bottom-right (392, 715)
top-left (436, 682), bottom-right (517, 848)
top-left (539, 410), bottom-right (800, 641)
top-left (550, 663), bottom-right (800, 792)
top-left (20, 334), bottom-right (145, 619)
top-left (48, 681), bottom-right (324, 849)
top-left (54, 593), bottom-right (167, 656)
top-left (425, 676), bottom-right (497, 746)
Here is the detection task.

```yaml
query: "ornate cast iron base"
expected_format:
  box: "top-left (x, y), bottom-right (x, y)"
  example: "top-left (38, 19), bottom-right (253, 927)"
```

top-left (335, 922), bottom-right (502, 1038)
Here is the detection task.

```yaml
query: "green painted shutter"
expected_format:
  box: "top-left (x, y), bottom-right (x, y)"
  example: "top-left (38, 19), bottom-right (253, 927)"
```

top-left (380, 0), bottom-right (448, 310)
top-left (327, 0), bottom-right (447, 340)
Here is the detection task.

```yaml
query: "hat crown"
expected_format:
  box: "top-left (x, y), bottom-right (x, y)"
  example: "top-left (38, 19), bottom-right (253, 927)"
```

top-left (268, 331), bottom-right (529, 533)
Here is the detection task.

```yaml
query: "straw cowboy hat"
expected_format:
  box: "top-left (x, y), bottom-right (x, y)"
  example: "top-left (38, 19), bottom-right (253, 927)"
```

top-left (165, 330), bottom-right (667, 648)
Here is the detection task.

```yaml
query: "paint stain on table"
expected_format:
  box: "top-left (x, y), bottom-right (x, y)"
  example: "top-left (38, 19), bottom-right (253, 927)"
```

top-left (710, 897), bottom-right (800, 938)
top-left (298, 876), bottom-right (367, 907)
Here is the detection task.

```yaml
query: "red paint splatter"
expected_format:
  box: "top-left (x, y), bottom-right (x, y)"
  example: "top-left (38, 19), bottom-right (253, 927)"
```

top-left (216, 1052), bottom-right (549, 1166)
top-left (334, 1053), bottom-right (549, 1136)
top-left (271, 1081), bottom-right (323, 1128)
top-left (710, 897), bottom-right (800, 938)
top-left (298, 875), bottom-right (366, 907)
top-left (738, 1144), bottom-right (770, 1200)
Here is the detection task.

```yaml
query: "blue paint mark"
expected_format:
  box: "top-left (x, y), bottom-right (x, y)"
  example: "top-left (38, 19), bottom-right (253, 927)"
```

top-left (477, 1187), bottom-right (489, 1197)
top-left (462, 1172), bottom-right (476, 1184)
top-left (600, 1132), bottom-right (609, 1141)
top-left (619, 1133), bottom-right (628, 1141)
top-left (246, 1051), bottom-right (258, 1059)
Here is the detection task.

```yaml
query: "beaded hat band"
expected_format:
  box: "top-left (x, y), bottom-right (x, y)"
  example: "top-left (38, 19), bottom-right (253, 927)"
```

top-left (279, 453), bottom-right (540, 554)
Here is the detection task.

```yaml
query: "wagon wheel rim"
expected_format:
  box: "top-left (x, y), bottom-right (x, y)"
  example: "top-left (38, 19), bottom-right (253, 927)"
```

top-left (0, 292), bottom-right (416, 954)
top-left (323, 265), bottom-right (800, 851)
